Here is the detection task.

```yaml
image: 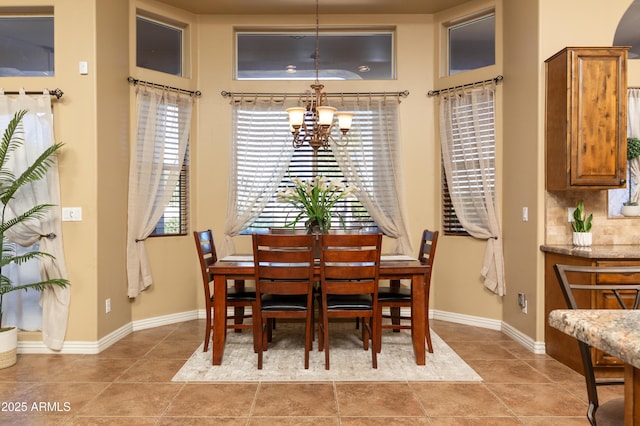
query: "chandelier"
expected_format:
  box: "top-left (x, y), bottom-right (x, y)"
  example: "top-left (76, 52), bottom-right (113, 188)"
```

top-left (286, 0), bottom-right (354, 151)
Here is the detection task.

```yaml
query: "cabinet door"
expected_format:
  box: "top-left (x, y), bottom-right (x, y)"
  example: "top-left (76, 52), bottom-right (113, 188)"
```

top-left (569, 48), bottom-right (627, 187)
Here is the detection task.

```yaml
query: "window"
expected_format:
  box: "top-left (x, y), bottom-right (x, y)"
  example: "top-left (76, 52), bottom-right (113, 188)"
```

top-left (136, 15), bottom-right (183, 76)
top-left (0, 14), bottom-right (54, 76)
top-left (447, 13), bottom-right (495, 75)
top-left (236, 31), bottom-right (394, 80)
top-left (440, 87), bottom-right (496, 235)
top-left (233, 105), bottom-right (375, 233)
top-left (149, 104), bottom-right (189, 237)
top-left (152, 146), bottom-right (189, 236)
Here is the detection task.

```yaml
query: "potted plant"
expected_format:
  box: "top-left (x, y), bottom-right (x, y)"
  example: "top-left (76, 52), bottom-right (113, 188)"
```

top-left (622, 137), bottom-right (640, 217)
top-left (0, 110), bottom-right (69, 368)
top-left (571, 200), bottom-right (593, 246)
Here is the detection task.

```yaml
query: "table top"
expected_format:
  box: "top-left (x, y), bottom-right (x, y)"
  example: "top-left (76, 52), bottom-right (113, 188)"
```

top-left (548, 309), bottom-right (640, 369)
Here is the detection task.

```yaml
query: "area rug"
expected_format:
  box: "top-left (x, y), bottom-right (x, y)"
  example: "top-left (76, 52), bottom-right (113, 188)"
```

top-left (172, 321), bottom-right (482, 382)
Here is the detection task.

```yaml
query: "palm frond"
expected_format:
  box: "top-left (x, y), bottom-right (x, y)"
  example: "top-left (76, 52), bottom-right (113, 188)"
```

top-left (1, 143), bottom-right (63, 206)
top-left (0, 279), bottom-right (69, 296)
top-left (0, 110), bottom-right (27, 172)
top-left (0, 204), bottom-right (53, 234)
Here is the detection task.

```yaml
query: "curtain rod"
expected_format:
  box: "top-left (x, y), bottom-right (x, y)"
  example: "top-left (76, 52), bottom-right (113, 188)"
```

top-left (1, 89), bottom-right (64, 99)
top-left (127, 77), bottom-right (202, 97)
top-left (427, 75), bottom-right (503, 97)
top-left (220, 90), bottom-right (410, 99)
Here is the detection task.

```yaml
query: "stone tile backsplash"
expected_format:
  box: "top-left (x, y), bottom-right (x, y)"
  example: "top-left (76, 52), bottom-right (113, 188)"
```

top-left (546, 190), bottom-right (640, 245)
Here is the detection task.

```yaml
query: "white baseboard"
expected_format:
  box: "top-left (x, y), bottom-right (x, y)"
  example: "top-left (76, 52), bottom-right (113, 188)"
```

top-left (18, 308), bottom-right (546, 355)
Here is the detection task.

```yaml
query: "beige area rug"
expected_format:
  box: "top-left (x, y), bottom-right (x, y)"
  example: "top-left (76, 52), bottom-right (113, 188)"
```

top-left (172, 321), bottom-right (482, 382)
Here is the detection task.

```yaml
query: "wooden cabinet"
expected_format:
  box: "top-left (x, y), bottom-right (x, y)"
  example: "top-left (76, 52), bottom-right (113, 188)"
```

top-left (544, 252), bottom-right (640, 376)
top-left (545, 47), bottom-right (628, 190)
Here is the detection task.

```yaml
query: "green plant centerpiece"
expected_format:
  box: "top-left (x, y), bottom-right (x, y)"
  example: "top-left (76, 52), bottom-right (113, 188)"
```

top-left (0, 110), bottom-right (69, 333)
top-left (624, 137), bottom-right (640, 207)
top-left (276, 175), bottom-right (358, 233)
top-left (571, 200), bottom-right (593, 247)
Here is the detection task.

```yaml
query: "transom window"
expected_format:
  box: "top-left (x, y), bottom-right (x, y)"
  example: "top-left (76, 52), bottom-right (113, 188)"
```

top-left (136, 15), bottom-right (184, 76)
top-left (446, 12), bottom-right (495, 76)
top-left (0, 14), bottom-right (54, 76)
top-left (236, 31), bottom-right (394, 80)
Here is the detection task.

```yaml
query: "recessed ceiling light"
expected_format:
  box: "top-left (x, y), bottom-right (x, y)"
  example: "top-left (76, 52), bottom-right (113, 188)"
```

top-left (286, 64), bottom-right (297, 73)
top-left (358, 65), bottom-right (370, 73)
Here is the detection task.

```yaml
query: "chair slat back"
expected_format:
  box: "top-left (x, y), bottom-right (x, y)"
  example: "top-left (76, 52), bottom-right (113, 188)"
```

top-left (253, 234), bottom-right (315, 296)
top-left (418, 229), bottom-right (439, 267)
top-left (193, 230), bottom-right (217, 298)
top-left (319, 233), bottom-right (382, 295)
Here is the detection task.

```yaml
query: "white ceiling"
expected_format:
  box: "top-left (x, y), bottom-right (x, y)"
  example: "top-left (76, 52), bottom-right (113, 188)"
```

top-left (153, 0), bottom-right (471, 15)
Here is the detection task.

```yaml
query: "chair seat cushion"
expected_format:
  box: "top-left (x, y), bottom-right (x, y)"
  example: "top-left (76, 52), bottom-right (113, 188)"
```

top-left (261, 294), bottom-right (308, 311)
top-left (377, 286), bottom-right (411, 302)
top-left (595, 397), bottom-right (625, 426)
top-left (211, 286), bottom-right (256, 302)
top-left (326, 294), bottom-right (373, 310)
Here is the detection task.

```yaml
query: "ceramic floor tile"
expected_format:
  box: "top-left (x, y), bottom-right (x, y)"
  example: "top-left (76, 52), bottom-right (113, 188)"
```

top-left (47, 357), bottom-right (137, 382)
top-left (165, 383), bottom-right (257, 417)
top-left (487, 383), bottom-right (587, 417)
top-left (249, 417), bottom-right (339, 425)
top-left (410, 382), bottom-right (512, 417)
top-left (429, 417), bottom-right (522, 425)
top-left (116, 358), bottom-right (186, 382)
top-left (339, 417), bottom-right (431, 425)
top-left (77, 383), bottom-right (181, 417)
top-left (158, 418), bottom-right (248, 426)
top-left (447, 341), bottom-right (517, 360)
top-left (520, 417), bottom-right (590, 425)
top-left (65, 417), bottom-right (159, 425)
top-left (144, 339), bottom-right (200, 360)
top-left (252, 382), bottom-right (337, 417)
top-left (335, 382), bottom-right (425, 417)
top-left (465, 359), bottom-right (552, 383)
top-left (523, 358), bottom-right (586, 383)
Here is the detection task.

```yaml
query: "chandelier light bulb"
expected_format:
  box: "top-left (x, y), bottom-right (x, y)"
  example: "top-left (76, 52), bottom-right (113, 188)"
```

top-left (317, 106), bottom-right (336, 126)
top-left (336, 112), bottom-right (354, 133)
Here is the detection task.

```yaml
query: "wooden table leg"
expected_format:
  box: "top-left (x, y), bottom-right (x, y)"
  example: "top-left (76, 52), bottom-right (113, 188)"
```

top-left (411, 272), bottom-right (426, 365)
top-left (212, 274), bottom-right (228, 365)
top-left (624, 364), bottom-right (640, 426)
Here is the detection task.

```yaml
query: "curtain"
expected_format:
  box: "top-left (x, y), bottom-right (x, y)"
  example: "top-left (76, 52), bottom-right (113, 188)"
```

top-left (628, 88), bottom-right (640, 203)
top-left (330, 97), bottom-right (413, 255)
top-left (0, 90), bottom-right (70, 349)
top-left (126, 86), bottom-right (193, 298)
top-left (223, 97), bottom-right (296, 256)
top-left (439, 84), bottom-right (506, 296)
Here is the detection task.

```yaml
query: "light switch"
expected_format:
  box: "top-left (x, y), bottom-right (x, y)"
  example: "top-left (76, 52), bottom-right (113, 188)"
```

top-left (79, 61), bottom-right (88, 75)
top-left (522, 207), bottom-right (528, 222)
top-left (62, 207), bottom-right (82, 222)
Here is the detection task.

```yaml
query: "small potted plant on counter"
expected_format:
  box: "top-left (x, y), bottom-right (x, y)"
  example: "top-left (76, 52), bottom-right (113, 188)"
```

top-left (621, 137), bottom-right (640, 217)
top-left (571, 200), bottom-right (593, 247)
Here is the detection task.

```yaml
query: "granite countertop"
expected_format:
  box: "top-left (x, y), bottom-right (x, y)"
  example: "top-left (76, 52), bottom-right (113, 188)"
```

top-left (548, 309), bottom-right (640, 369)
top-left (540, 244), bottom-right (640, 259)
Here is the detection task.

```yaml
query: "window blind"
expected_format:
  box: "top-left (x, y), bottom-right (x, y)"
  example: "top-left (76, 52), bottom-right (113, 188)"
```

top-left (441, 93), bottom-right (496, 235)
top-left (234, 107), bottom-right (377, 233)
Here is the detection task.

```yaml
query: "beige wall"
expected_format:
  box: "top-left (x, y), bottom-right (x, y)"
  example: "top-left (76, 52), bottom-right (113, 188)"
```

top-left (5, 0), bottom-right (639, 347)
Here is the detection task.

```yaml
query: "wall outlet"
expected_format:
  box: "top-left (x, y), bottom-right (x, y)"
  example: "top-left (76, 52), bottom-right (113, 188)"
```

top-left (62, 207), bottom-right (82, 222)
top-left (105, 298), bottom-right (111, 313)
top-left (518, 292), bottom-right (528, 314)
top-left (568, 207), bottom-right (576, 222)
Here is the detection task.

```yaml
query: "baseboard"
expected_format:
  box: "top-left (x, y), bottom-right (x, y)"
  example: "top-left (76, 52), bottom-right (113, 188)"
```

top-left (18, 308), bottom-right (546, 355)
top-left (18, 310), bottom-right (199, 354)
top-left (501, 321), bottom-right (546, 354)
top-left (432, 309), bottom-right (502, 330)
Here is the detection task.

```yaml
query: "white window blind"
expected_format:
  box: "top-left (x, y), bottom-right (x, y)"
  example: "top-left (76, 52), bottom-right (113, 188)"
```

top-left (234, 105), bottom-right (375, 233)
top-left (441, 89), bottom-right (496, 234)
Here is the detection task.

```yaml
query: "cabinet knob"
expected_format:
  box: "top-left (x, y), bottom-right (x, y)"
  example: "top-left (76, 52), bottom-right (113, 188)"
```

top-left (621, 179), bottom-right (627, 185)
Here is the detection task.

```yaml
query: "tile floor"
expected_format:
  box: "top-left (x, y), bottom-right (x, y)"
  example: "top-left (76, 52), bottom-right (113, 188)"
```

top-left (0, 319), bottom-right (621, 425)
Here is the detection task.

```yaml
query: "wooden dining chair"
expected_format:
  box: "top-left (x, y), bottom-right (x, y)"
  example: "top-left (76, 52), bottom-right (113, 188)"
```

top-left (375, 229), bottom-right (438, 354)
top-left (554, 263), bottom-right (640, 426)
top-left (193, 229), bottom-right (257, 352)
top-left (252, 233), bottom-right (316, 369)
top-left (317, 233), bottom-right (382, 370)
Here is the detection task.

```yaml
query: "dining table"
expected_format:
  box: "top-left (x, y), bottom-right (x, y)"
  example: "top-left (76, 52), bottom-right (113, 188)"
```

top-left (208, 254), bottom-right (430, 366)
top-left (548, 309), bottom-right (640, 426)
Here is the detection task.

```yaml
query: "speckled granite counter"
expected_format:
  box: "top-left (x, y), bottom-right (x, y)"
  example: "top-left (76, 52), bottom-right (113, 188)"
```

top-left (540, 245), bottom-right (640, 259)
top-left (548, 309), bottom-right (640, 369)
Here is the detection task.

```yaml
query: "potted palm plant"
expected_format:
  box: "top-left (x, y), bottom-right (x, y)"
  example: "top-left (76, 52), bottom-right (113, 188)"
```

top-left (0, 110), bottom-right (69, 368)
top-left (622, 137), bottom-right (640, 217)
top-left (571, 200), bottom-right (593, 247)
